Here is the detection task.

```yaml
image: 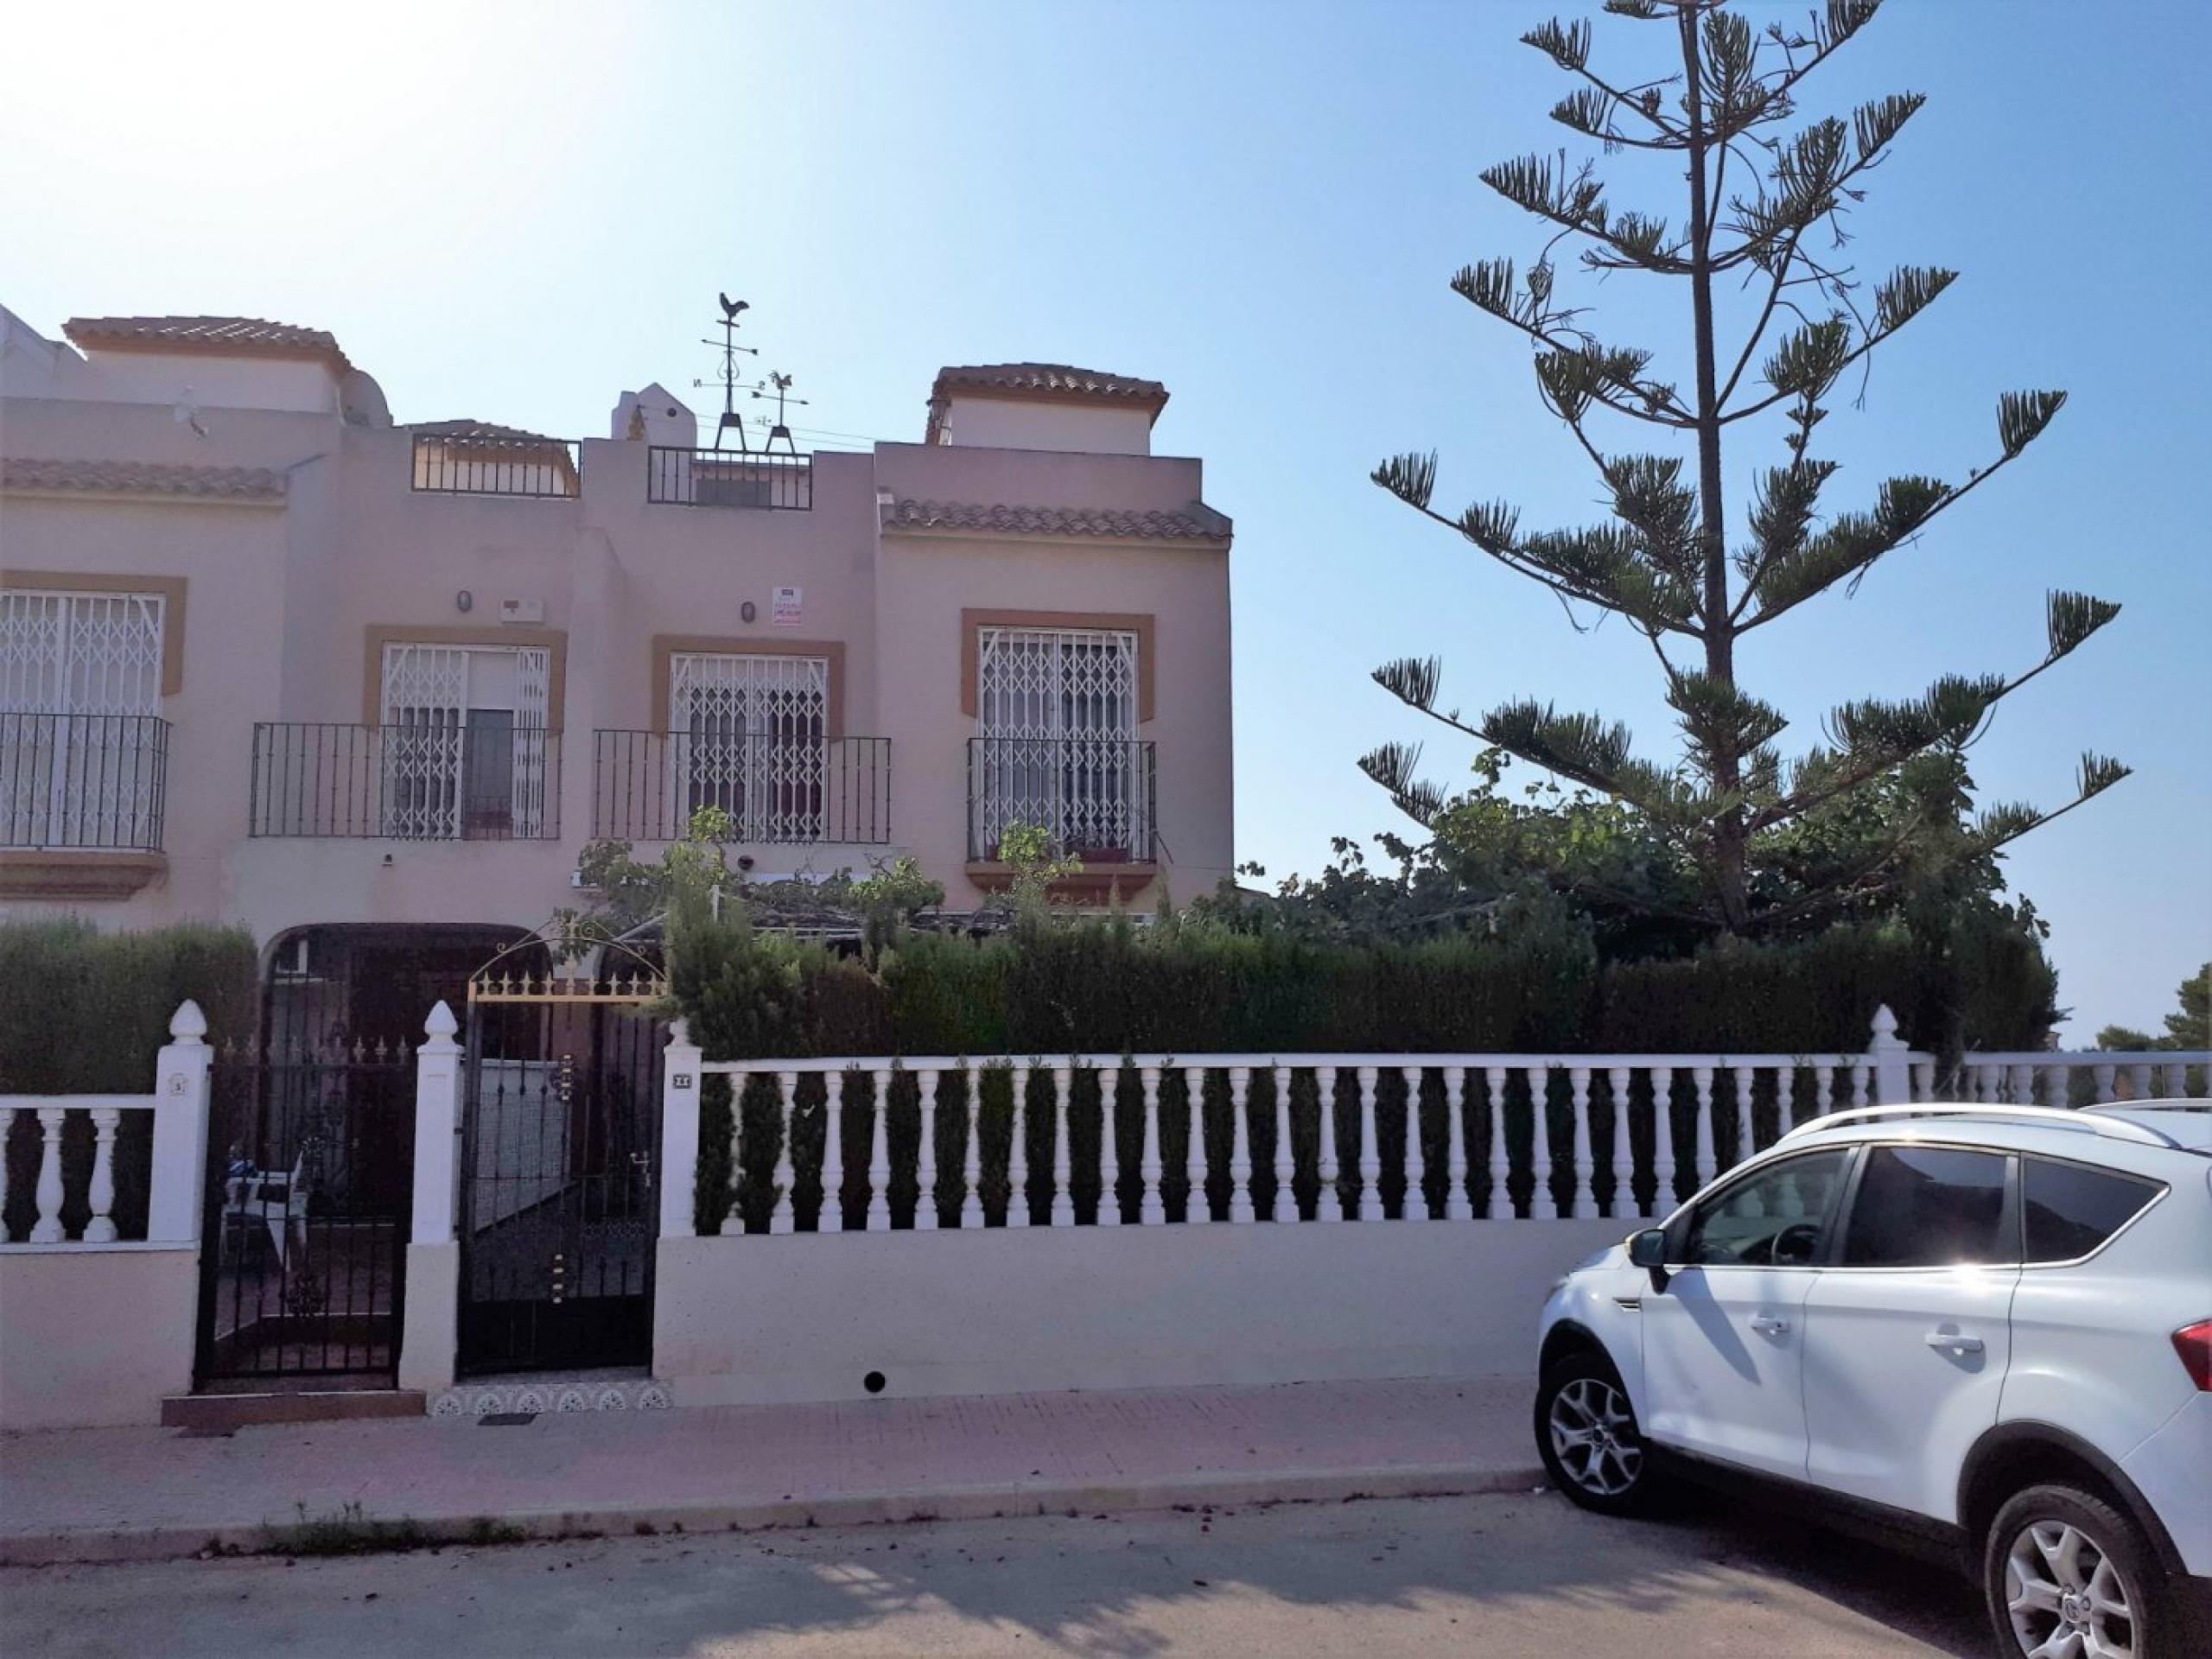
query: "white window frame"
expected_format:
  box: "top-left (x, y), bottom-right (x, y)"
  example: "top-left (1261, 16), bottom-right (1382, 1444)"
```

top-left (973, 625), bottom-right (1146, 859)
top-left (666, 652), bottom-right (830, 842)
top-left (1, 587), bottom-right (166, 849)
top-left (378, 642), bottom-right (550, 839)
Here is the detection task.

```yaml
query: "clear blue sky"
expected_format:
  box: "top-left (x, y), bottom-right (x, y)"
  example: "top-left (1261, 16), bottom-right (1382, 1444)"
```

top-left (4, 0), bottom-right (2205, 1039)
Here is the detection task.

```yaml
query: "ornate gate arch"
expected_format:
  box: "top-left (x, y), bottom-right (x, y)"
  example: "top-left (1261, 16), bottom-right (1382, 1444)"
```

top-left (459, 938), bottom-right (667, 1376)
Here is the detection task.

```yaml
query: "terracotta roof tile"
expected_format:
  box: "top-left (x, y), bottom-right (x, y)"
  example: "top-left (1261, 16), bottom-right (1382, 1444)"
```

top-left (933, 363), bottom-right (1168, 404)
top-left (1, 456), bottom-right (289, 501)
top-left (884, 497), bottom-right (1228, 543)
top-left (408, 418), bottom-right (562, 443)
top-left (62, 315), bottom-right (351, 374)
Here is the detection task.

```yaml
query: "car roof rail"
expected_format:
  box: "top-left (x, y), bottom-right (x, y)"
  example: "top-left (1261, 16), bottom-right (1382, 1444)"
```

top-left (1778, 1103), bottom-right (2185, 1150)
top-left (2083, 1100), bottom-right (2209, 1115)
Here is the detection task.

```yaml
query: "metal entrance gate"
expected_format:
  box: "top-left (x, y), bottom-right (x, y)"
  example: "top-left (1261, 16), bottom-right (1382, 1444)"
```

top-left (459, 951), bottom-right (665, 1376)
top-left (194, 1039), bottom-right (415, 1387)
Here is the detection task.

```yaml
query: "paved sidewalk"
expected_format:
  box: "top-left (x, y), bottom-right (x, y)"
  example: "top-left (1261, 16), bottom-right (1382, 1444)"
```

top-left (0, 1376), bottom-right (1541, 1565)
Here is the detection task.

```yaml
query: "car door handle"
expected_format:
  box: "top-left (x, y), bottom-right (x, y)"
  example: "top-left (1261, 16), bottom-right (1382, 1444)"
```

top-left (1749, 1314), bottom-right (1790, 1337)
top-left (1925, 1330), bottom-right (1985, 1355)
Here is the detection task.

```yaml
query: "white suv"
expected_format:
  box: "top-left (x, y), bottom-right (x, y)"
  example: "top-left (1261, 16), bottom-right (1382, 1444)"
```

top-left (1535, 1101), bottom-right (2211, 1659)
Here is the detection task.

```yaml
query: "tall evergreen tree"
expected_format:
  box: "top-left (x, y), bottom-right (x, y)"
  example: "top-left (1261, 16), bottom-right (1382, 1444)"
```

top-left (1365, 0), bottom-right (2127, 938)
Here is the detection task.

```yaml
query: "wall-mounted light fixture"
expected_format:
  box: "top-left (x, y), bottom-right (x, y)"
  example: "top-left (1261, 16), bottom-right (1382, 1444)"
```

top-left (456, 590), bottom-right (474, 613)
top-left (741, 600), bottom-right (757, 623)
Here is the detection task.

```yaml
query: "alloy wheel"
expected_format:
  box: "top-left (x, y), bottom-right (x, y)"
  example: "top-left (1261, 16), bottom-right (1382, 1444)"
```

top-left (2004, 1518), bottom-right (2138, 1658)
top-left (1547, 1376), bottom-right (1643, 1497)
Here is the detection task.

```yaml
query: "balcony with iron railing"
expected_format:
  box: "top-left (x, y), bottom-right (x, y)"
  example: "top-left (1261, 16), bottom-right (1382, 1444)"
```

top-left (410, 430), bottom-right (582, 499)
top-left (1, 712), bottom-right (172, 852)
top-left (594, 731), bottom-right (891, 844)
top-left (249, 723), bottom-right (561, 840)
top-left (966, 737), bottom-right (1156, 878)
top-left (645, 447), bottom-right (812, 511)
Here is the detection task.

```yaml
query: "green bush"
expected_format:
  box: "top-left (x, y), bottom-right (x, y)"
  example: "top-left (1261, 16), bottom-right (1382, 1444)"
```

top-left (1, 918), bottom-right (257, 1241)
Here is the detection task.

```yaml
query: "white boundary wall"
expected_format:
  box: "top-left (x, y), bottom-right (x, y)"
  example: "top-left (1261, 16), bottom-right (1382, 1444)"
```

top-left (657, 1217), bottom-right (1628, 1407)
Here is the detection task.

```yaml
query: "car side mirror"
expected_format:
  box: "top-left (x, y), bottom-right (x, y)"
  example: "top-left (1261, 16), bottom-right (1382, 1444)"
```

top-left (1628, 1228), bottom-right (1671, 1293)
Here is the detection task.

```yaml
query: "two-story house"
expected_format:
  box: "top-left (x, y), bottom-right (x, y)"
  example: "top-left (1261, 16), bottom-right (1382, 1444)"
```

top-left (0, 309), bottom-right (1235, 1043)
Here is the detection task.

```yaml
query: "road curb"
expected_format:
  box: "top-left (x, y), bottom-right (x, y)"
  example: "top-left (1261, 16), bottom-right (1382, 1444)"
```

top-left (0, 1460), bottom-right (1548, 1567)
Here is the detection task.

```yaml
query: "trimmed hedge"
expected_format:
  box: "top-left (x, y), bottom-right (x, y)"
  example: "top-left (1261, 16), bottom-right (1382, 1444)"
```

top-left (1, 918), bottom-right (257, 1241)
top-left (675, 910), bottom-right (2056, 1232)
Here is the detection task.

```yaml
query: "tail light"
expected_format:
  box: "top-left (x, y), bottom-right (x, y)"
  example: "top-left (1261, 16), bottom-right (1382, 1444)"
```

top-left (2175, 1321), bottom-right (2212, 1391)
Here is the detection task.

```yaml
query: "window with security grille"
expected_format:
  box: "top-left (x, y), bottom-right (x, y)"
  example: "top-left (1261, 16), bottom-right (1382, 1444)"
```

top-left (379, 644), bottom-right (550, 839)
top-left (974, 625), bottom-right (1144, 860)
top-left (668, 652), bottom-right (828, 841)
top-left (1, 588), bottom-right (166, 849)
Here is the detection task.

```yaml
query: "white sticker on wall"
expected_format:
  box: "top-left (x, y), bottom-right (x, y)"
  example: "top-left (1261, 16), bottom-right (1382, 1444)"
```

top-left (772, 586), bottom-right (803, 627)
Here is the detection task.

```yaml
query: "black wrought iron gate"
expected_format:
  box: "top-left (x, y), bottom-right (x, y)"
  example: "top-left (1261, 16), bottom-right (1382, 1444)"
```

top-left (195, 1039), bottom-right (415, 1387)
top-left (458, 963), bottom-right (664, 1376)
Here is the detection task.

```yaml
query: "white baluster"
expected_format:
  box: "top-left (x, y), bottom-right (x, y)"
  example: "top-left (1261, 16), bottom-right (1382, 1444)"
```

top-left (1051, 1065), bottom-right (1076, 1227)
top-left (1649, 1066), bottom-right (1675, 1215)
top-left (769, 1071), bottom-right (798, 1235)
top-left (1356, 1066), bottom-right (1382, 1221)
top-left (960, 1070), bottom-right (984, 1229)
top-left (1529, 1068), bottom-right (1558, 1219)
top-left (1138, 1065), bottom-right (1166, 1225)
top-left (2127, 1062), bottom-right (2152, 1103)
top-left (1226, 1066), bottom-right (1255, 1224)
top-left (2159, 1061), bottom-right (2189, 1101)
top-left (822, 1071), bottom-right (844, 1232)
top-left (1734, 1068), bottom-right (1756, 1160)
top-left (1911, 1061), bottom-right (1933, 1103)
top-left (1185, 1067), bottom-right (1210, 1224)
top-left (2012, 1062), bottom-right (2037, 1109)
top-left (1777, 1065), bottom-right (1796, 1134)
top-left (916, 1069), bottom-right (940, 1231)
top-left (1316, 1065), bottom-right (1343, 1223)
top-left (1272, 1066), bottom-right (1296, 1224)
top-left (30, 1108), bottom-right (67, 1243)
top-left (81, 1105), bottom-right (123, 1243)
top-left (1848, 1063), bottom-right (1870, 1109)
top-left (1446, 1066), bottom-right (1473, 1221)
top-left (1689, 1065), bottom-right (1716, 1189)
top-left (2090, 1062), bottom-right (2116, 1105)
top-left (1097, 1066), bottom-right (1122, 1227)
top-left (866, 1069), bottom-right (892, 1231)
top-left (1401, 1067), bottom-right (1428, 1220)
top-left (1484, 1066), bottom-right (1510, 1218)
top-left (1568, 1065), bottom-right (1596, 1219)
top-left (1007, 1066), bottom-right (1031, 1229)
top-left (1606, 1066), bottom-right (1631, 1221)
top-left (1812, 1062), bottom-right (1835, 1122)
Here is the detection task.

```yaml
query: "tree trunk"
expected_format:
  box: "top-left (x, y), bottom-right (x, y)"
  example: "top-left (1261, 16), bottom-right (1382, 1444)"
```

top-left (1680, 8), bottom-right (1748, 931)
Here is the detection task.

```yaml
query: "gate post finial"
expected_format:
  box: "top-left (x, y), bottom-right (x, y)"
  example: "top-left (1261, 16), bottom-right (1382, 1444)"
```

top-left (424, 999), bottom-right (460, 1050)
top-left (169, 998), bottom-right (208, 1045)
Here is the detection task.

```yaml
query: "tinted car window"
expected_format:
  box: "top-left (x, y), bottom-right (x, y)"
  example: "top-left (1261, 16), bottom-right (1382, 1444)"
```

top-left (2024, 1158), bottom-right (2163, 1262)
top-left (1684, 1151), bottom-right (1849, 1267)
top-left (1842, 1146), bottom-right (2010, 1267)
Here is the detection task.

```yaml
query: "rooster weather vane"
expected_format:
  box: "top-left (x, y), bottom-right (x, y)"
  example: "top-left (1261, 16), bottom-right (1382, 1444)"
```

top-left (696, 291), bottom-right (807, 454)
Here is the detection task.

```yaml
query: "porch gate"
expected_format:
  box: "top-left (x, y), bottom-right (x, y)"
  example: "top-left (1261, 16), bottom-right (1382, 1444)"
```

top-left (458, 953), bottom-right (664, 1376)
top-left (194, 1037), bottom-right (416, 1387)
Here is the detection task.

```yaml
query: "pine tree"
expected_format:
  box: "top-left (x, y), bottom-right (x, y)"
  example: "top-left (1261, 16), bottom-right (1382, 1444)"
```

top-left (1365, 0), bottom-right (2127, 937)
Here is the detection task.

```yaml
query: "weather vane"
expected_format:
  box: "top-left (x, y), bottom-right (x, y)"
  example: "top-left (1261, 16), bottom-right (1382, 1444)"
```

top-left (753, 371), bottom-right (808, 455)
top-left (696, 292), bottom-right (759, 453)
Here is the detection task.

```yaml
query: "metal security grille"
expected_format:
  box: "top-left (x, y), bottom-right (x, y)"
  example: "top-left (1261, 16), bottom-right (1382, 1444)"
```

top-left (668, 652), bottom-right (829, 841)
top-left (0, 588), bottom-right (167, 847)
top-left (973, 626), bottom-right (1147, 858)
top-left (379, 644), bottom-right (551, 839)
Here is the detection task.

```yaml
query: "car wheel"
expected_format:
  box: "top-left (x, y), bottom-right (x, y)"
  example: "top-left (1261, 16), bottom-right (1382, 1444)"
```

top-left (1534, 1350), bottom-right (1653, 1515)
top-left (1985, 1482), bottom-right (2177, 1659)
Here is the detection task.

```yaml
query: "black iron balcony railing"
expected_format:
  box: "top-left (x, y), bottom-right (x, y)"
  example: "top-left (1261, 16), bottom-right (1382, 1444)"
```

top-left (645, 447), bottom-right (812, 510)
top-left (1, 712), bottom-right (171, 851)
top-left (966, 737), bottom-right (1155, 864)
top-left (251, 723), bottom-right (561, 840)
top-left (594, 731), bottom-right (891, 844)
top-left (410, 432), bottom-right (582, 499)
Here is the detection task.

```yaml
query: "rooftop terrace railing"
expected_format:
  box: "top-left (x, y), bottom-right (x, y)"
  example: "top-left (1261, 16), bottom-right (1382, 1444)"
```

top-left (410, 432), bottom-right (582, 499)
top-left (645, 447), bottom-right (812, 511)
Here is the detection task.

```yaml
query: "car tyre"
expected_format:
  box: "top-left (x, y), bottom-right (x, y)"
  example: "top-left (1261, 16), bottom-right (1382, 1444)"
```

top-left (1984, 1482), bottom-right (2177, 1659)
top-left (1534, 1349), bottom-right (1654, 1516)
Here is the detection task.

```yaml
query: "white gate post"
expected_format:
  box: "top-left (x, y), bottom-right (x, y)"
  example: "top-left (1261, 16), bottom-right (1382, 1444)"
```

top-left (147, 999), bottom-right (213, 1244)
top-left (1869, 1005), bottom-right (1910, 1106)
top-left (398, 1000), bottom-right (465, 1395)
top-left (659, 1019), bottom-right (703, 1239)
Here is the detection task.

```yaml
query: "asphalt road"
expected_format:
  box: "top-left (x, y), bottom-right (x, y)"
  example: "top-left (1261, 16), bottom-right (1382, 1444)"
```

top-left (1, 1487), bottom-right (1992, 1658)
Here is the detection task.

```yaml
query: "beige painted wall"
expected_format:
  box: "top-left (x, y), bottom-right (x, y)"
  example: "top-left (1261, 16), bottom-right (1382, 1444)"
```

top-left (656, 1218), bottom-right (1625, 1408)
top-left (0, 1248), bottom-right (200, 1429)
